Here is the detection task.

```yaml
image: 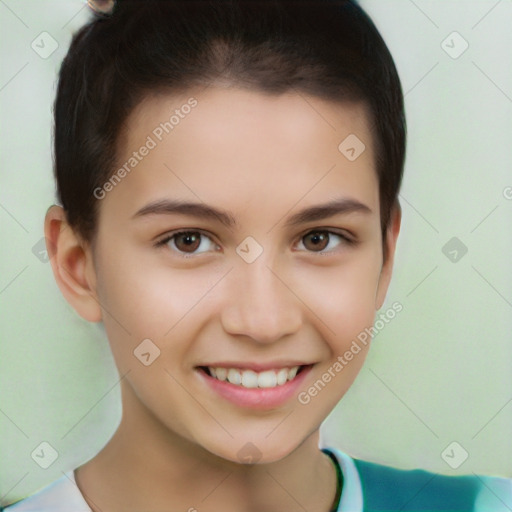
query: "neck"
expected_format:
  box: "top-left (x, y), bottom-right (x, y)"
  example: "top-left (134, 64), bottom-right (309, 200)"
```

top-left (75, 382), bottom-right (338, 512)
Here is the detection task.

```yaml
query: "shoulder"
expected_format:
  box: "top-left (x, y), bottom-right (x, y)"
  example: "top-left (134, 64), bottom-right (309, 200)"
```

top-left (352, 456), bottom-right (512, 511)
top-left (1, 472), bottom-right (91, 512)
top-left (323, 446), bottom-right (512, 512)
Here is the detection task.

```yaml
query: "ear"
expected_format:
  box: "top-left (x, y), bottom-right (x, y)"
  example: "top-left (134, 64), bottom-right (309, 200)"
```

top-left (44, 205), bottom-right (102, 322)
top-left (375, 202), bottom-right (402, 311)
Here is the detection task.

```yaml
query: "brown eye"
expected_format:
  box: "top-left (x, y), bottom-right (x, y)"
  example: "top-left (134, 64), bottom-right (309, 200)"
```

top-left (302, 231), bottom-right (330, 252)
top-left (304, 231), bottom-right (329, 251)
top-left (174, 232), bottom-right (201, 253)
top-left (297, 230), bottom-right (353, 254)
top-left (156, 230), bottom-right (219, 257)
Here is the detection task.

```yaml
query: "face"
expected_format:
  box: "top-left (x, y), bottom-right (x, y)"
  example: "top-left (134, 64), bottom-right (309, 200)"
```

top-left (86, 86), bottom-right (397, 464)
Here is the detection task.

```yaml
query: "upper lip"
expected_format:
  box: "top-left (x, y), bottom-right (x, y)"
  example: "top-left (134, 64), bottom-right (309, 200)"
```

top-left (198, 362), bottom-right (313, 372)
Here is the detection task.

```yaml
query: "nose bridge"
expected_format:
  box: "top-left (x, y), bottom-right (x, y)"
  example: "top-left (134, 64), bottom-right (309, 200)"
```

top-left (221, 250), bottom-right (302, 343)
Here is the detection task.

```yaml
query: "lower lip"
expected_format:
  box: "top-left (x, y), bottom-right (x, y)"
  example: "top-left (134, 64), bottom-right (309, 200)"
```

top-left (196, 366), bottom-right (313, 410)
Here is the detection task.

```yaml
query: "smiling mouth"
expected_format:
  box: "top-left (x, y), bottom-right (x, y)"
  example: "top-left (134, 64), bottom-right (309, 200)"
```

top-left (197, 365), bottom-right (311, 389)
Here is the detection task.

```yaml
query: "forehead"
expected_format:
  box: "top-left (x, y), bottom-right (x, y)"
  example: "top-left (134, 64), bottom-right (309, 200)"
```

top-left (101, 86), bottom-right (378, 228)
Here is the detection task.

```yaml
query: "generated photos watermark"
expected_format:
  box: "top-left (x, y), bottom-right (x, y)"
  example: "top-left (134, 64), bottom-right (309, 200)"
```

top-left (298, 301), bottom-right (403, 405)
top-left (93, 97), bottom-right (198, 200)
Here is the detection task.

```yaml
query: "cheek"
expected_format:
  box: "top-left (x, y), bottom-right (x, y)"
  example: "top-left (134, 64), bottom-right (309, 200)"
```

top-left (293, 250), bottom-right (382, 346)
top-left (295, 258), bottom-right (380, 411)
top-left (93, 248), bottom-right (222, 367)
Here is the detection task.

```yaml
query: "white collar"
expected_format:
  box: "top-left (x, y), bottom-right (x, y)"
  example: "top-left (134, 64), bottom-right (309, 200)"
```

top-left (324, 447), bottom-right (364, 512)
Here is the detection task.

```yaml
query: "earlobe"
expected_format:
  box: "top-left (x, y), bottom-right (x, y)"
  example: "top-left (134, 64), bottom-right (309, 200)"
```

top-left (374, 203), bottom-right (402, 311)
top-left (44, 205), bottom-right (102, 323)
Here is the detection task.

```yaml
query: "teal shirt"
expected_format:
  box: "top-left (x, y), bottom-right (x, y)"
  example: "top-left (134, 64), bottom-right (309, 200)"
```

top-left (2, 447), bottom-right (511, 511)
top-left (323, 448), bottom-right (512, 511)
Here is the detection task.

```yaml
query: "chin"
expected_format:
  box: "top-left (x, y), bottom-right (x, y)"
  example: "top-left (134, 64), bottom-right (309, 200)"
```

top-left (202, 434), bottom-right (304, 467)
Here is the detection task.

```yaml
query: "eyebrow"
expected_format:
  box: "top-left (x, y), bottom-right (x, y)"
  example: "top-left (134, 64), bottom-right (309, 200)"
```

top-left (132, 197), bottom-right (372, 229)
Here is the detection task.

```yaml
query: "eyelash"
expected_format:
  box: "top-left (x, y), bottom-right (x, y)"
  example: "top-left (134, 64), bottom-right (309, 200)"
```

top-left (154, 228), bottom-right (357, 258)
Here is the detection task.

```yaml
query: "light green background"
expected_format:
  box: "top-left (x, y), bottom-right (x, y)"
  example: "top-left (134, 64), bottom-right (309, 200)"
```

top-left (1, 0), bottom-right (511, 505)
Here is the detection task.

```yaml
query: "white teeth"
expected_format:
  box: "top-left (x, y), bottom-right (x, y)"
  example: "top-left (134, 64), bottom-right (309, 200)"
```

top-left (241, 370), bottom-right (258, 388)
top-left (288, 366), bottom-right (299, 379)
top-left (276, 368), bottom-right (288, 385)
top-left (215, 367), bottom-right (227, 381)
top-left (227, 368), bottom-right (242, 385)
top-left (207, 366), bottom-right (302, 388)
top-left (258, 370), bottom-right (277, 388)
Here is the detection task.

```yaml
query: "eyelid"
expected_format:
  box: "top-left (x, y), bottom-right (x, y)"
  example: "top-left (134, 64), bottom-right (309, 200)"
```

top-left (296, 226), bottom-right (356, 242)
top-left (154, 228), bottom-right (215, 244)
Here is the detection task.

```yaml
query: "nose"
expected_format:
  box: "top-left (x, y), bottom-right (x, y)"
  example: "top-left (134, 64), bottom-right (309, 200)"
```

top-left (220, 255), bottom-right (303, 344)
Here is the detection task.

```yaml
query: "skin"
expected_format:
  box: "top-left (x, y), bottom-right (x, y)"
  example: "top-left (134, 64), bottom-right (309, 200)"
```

top-left (45, 86), bottom-right (401, 512)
